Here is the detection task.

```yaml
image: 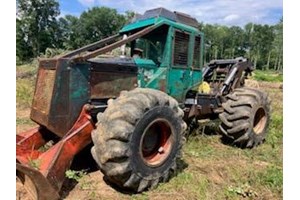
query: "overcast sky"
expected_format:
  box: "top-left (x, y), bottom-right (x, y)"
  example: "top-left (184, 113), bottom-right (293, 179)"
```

top-left (59, 0), bottom-right (282, 26)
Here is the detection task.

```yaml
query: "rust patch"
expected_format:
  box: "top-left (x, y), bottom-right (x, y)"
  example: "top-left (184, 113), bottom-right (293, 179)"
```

top-left (159, 79), bottom-right (166, 92)
top-left (90, 72), bottom-right (137, 99)
top-left (32, 68), bottom-right (56, 115)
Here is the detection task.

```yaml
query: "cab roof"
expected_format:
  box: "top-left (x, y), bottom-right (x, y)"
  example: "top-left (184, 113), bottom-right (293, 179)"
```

top-left (120, 7), bottom-right (202, 35)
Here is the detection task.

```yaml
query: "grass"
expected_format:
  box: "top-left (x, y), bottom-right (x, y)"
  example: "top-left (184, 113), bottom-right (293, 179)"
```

top-left (16, 64), bottom-right (37, 109)
top-left (258, 165), bottom-right (283, 193)
top-left (16, 78), bottom-right (35, 108)
top-left (16, 117), bottom-right (35, 126)
top-left (16, 64), bottom-right (283, 200)
top-left (28, 158), bottom-right (41, 170)
top-left (65, 170), bottom-right (87, 182)
top-left (253, 70), bottom-right (283, 82)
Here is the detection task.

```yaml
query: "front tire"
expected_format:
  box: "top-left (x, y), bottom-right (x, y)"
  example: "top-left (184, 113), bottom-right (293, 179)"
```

top-left (219, 87), bottom-right (271, 148)
top-left (91, 88), bottom-right (186, 192)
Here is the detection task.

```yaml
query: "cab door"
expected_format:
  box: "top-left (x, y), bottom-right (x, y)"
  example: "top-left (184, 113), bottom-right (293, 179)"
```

top-left (168, 29), bottom-right (192, 102)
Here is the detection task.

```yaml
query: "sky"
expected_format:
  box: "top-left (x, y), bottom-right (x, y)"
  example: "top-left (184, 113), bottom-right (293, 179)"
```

top-left (59, 0), bottom-right (283, 26)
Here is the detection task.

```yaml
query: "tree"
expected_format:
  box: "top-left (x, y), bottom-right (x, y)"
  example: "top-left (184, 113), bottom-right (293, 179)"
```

top-left (16, 18), bottom-right (33, 61)
top-left (60, 7), bottom-right (126, 50)
top-left (16, 0), bottom-right (60, 60)
top-left (124, 11), bottom-right (135, 24)
top-left (57, 15), bottom-right (81, 50)
top-left (201, 22), bottom-right (280, 70)
top-left (227, 26), bottom-right (246, 58)
top-left (202, 24), bottom-right (232, 62)
top-left (272, 18), bottom-right (283, 71)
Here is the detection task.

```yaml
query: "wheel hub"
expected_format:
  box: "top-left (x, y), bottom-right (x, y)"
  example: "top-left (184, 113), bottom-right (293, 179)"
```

top-left (253, 107), bottom-right (267, 135)
top-left (140, 119), bottom-right (173, 167)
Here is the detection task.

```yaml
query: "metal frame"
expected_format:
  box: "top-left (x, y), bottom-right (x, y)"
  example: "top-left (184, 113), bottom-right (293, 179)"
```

top-left (17, 105), bottom-right (95, 200)
top-left (184, 58), bottom-right (254, 120)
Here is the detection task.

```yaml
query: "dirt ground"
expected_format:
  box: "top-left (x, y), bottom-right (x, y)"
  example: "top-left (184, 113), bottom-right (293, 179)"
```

top-left (16, 81), bottom-right (283, 200)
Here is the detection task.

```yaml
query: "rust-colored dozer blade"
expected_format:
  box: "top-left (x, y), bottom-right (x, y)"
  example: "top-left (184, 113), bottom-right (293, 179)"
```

top-left (16, 106), bottom-right (95, 200)
top-left (16, 163), bottom-right (60, 200)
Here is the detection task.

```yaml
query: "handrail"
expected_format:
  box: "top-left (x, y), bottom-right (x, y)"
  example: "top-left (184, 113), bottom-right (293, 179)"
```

top-left (60, 34), bottom-right (121, 58)
top-left (81, 23), bottom-right (163, 61)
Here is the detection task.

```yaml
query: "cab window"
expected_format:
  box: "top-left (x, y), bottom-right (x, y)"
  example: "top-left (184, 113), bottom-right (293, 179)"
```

top-left (193, 36), bottom-right (201, 68)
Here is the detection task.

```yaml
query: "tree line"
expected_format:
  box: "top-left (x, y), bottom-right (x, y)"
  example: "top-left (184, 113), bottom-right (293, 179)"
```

top-left (200, 21), bottom-right (283, 71)
top-left (16, 0), bottom-right (282, 71)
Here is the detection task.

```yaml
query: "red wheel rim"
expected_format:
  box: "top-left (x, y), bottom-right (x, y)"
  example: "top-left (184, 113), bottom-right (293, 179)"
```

top-left (253, 107), bottom-right (267, 135)
top-left (140, 119), bottom-right (173, 167)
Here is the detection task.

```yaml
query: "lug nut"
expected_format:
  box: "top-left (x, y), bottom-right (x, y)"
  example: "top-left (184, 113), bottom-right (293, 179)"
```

top-left (158, 147), bottom-right (164, 154)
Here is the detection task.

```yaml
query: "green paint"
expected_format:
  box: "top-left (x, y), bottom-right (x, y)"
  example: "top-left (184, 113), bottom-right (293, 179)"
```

top-left (120, 18), bottom-right (157, 33)
top-left (70, 64), bottom-right (90, 99)
top-left (127, 16), bottom-right (204, 102)
top-left (120, 17), bottom-right (200, 34)
top-left (134, 58), bottom-right (157, 69)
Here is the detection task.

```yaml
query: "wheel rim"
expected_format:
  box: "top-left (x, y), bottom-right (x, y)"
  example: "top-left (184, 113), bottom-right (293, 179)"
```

top-left (140, 119), bottom-right (173, 167)
top-left (253, 107), bottom-right (267, 135)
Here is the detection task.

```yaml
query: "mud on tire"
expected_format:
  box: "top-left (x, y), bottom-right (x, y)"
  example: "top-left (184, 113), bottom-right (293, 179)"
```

top-left (91, 88), bottom-right (186, 192)
top-left (219, 87), bottom-right (271, 148)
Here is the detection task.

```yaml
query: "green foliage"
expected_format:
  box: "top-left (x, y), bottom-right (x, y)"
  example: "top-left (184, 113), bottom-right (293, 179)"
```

top-left (65, 170), bottom-right (87, 182)
top-left (201, 25), bottom-right (247, 62)
top-left (16, 2), bottom-right (128, 61)
top-left (41, 48), bottom-right (66, 58)
top-left (259, 166), bottom-right (283, 192)
top-left (16, 78), bottom-right (35, 108)
top-left (16, 118), bottom-right (35, 126)
top-left (253, 70), bottom-right (283, 82)
top-left (16, 19), bottom-right (33, 61)
top-left (125, 11), bottom-right (136, 23)
top-left (226, 184), bottom-right (258, 198)
top-left (61, 7), bottom-right (126, 49)
top-left (272, 19), bottom-right (283, 71)
top-left (201, 20), bottom-right (283, 70)
top-left (16, 0), bottom-right (60, 61)
top-left (28, 159), bottom-right (41, 170)
top-left (266, 114), bottom-right (283, 149)
top-left (16, 64), bottom-right (37, 109)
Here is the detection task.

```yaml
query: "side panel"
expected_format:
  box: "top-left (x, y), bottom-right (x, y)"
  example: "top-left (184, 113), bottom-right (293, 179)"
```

top-left (191, 70), bottom-right (202, 89)
top-left (48, 61), bottom-right (91, 137)
top-left (167, 28), bottom-right (193, 102)
top-left (168, 69), bottom-right (192, 101)
top-left (90, 62), bottom-right (138, 99)
top-left (31, 60), bottom-right (57, 125)
top-left (91, 72), bottom-right (137, 99)
top-left (167, 30), bottom-right (204, 101)
top-left (139, 67), bottom-right (168, 93)
top-left (31, 59), bottom-right (91, 137)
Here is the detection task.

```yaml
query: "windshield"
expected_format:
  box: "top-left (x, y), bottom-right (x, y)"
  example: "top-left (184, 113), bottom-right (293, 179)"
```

top-left (131, 25), bottom-right (168, 65)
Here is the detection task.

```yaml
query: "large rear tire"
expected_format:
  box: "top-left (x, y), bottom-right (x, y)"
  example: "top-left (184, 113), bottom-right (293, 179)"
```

top-left (219, 87), bottom-right (271, 148)
top-left (91, 88), bottom-right (186, 192)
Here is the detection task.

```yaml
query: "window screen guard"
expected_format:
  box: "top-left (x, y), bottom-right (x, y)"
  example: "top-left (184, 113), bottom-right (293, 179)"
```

top-left (193, 36), bottom-right (201, 68)
top-left (173, 31), bottom-right (190, 66)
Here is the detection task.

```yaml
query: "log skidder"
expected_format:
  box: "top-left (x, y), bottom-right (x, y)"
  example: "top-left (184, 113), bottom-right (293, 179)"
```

top-left (16, 8), bottom-right (271, 199)
top-left (219, 88), bottom-right (271, 148)
top-left (91, 88), bottom-right (186, 192)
